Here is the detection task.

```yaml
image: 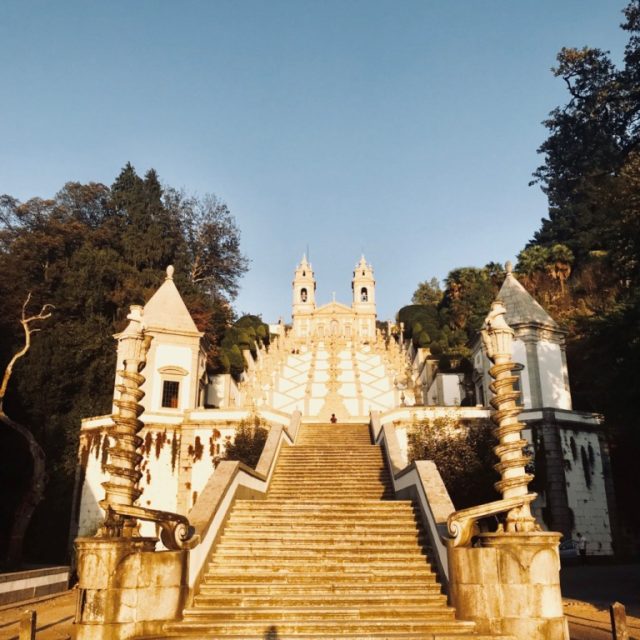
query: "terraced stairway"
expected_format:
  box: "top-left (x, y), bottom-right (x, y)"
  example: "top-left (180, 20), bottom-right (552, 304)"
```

top-left (162, 423), bottom-right (504, 639)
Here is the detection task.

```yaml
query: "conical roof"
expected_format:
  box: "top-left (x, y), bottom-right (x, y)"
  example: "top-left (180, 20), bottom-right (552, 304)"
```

top-left (497, 263), bottom-right (558, 328)
top-left (143, 266), bottom-right (202, 336)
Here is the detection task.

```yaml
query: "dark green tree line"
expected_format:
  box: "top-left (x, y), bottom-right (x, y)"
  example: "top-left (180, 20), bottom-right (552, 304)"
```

top-left (0, 164), bottom-right (248, 565)
top-left (405, 1), bottom-right (640, 542)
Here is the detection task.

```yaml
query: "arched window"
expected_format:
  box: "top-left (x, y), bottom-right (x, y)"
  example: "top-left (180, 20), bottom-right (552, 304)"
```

top-left (301, 288), bottom-right (307, 302)
top-left (360, 287), bottom-right (368, 302)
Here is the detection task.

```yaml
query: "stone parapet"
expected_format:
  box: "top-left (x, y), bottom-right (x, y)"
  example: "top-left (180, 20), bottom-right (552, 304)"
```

top-left (448, 531), bottom-right (568, 639)
top-left (75, 537), bottom-right (187, 640)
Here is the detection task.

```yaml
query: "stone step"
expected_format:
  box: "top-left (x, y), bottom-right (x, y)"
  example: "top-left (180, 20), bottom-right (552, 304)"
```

top-left (226, 514), bottom-right (417, 531)
top-left (269, 476), bottom-right (390, 482)
top-left (266, 482), bottom-right (393, 491)
top-left (232, 500), bottom-right (413, 511)
top-left (278, 454), bottom-right (383, 460)
top-left (155, 632), bottom-right (511, 640)
top-left (164, 618), bottom-right (479, 636)
top-left (219, 533), bottom-right (426, 545)
top-left (281, 445), bottom-right (379, 450)
top-left (280, 446), bottom-right (380, 451)
top-left (293, 441), bottom-right (377, 444)
top-left (271, 467), bottom-right (386, 474)
top-left (225, 514), bottom-right (418, 526)
top-left (192, 593), bottom-right (446, 608)
top-left (196, 582), bottom-right (441, 596)
top-left (208, 558), bottom-right (433, 571)
top-left (246, 498), bottom-right (403, 505)
top-left (264, 493), bottom-right (395, 498)
top-left (215, 540), bottom-right (429, 552)
top-left (265, 493), bottom-right (396, 499)
top-left (203, 570), bottom-right (437, 584)
top-left (212, 549), bottom-right (430, 561)
top-left (276, 463), bottom-right (385, 470)
top-left (181, 605), bottom-right (457, 622)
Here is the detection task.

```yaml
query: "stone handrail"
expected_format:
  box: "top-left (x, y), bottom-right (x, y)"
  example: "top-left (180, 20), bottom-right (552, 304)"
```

top-left (371, 413), bottom-right (454, 585)
top-left (185, 410), bottom-right (300, 589)
top-left (447, 494), bottom-right (537, 548)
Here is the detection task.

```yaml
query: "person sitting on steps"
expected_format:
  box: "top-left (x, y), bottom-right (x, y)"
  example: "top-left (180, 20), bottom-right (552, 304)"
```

top-left (330, 413), bottom-right (337, 424)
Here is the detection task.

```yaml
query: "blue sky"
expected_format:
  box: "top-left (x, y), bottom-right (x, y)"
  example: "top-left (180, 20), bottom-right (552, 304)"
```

top-left (0, 1), bottom-right (629, 322)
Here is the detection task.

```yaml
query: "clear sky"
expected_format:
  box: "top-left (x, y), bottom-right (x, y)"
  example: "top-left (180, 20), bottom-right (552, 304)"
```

top-left (0, 1), bottom-right (629, 322)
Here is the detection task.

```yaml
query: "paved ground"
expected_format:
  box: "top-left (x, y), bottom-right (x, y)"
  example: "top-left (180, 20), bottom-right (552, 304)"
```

top-left (0, 590), bottom-right (75, 640)
top-left (561, 562), bottom-right (640, 640)
top-left (0, 563), bottom-right (638, 639)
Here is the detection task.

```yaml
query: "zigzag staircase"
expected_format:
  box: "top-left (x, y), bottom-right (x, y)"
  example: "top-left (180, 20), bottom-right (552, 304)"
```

top-left (159, 423), bottom-right (509, 639)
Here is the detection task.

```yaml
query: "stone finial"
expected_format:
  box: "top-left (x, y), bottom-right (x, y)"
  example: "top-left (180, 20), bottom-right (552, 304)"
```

top-left (166, 265), bottom-right (174, 280)
top-left (505, 260), bottom-right (513, 275)
top-left (481, 300), bottom-right (513, 360)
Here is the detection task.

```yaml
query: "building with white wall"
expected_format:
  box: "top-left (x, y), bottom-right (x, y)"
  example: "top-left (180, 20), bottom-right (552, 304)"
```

top-left (72, 260), bottom-right (617, 557)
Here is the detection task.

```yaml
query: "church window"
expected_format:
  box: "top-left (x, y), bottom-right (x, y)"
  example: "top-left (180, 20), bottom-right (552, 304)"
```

top-left (162, 380), bottom-right (180, 408)
top-left (301, 288), bottom-right (307, 302)
top-left (360, 287), bottom-right (368, 302)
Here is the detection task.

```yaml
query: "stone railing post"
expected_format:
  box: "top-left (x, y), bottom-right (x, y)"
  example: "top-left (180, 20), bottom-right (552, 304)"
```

top-left (481, 300), bottom-right (537, 533)
top-left (99, 305), bottom-right (150, 537)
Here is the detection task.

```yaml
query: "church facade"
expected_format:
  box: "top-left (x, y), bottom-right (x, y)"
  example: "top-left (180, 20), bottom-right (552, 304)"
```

top-left (291, 255), bottom-right (377, 341)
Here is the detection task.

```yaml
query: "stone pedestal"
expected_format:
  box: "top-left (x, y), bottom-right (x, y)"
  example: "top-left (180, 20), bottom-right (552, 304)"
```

top-left (75, 537), bottom-right (188, 640)
top-left (448, 531), bottom-right (568, 640)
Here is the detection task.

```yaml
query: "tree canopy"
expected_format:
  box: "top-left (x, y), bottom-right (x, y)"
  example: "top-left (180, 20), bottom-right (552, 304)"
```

top-left (405, 0), bottom-right (640, 540)
top-left (0, 164), bottom-right (248, 563)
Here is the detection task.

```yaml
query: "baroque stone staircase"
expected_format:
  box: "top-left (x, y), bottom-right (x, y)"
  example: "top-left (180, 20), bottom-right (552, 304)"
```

top-left (162, 423), bottom-right (505, 639)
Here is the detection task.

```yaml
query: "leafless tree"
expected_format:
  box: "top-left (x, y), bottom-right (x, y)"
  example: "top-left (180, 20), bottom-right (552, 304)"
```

top-left (1, 293), bottom-right (53, 568)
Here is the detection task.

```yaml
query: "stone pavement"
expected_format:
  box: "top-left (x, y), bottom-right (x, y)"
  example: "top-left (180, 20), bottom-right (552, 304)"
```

top-left (0, 590), bottom-right (75, 640)
top-left (561, 563), bottom-right (640, 639)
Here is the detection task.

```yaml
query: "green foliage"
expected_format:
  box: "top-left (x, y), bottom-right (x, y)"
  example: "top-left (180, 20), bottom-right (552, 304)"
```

top-left (0, 164), bottom-right (247, 563)
top-left (215, 314), bottom-right (270, 378)
top-left (407, 417), bottom-right (498, 509)
top-left (411, 277), bottom-right (443, 306)
top-left (402, 263), bottom-right (502, 363)
top-left (223, 416), bottom-right (269, 469)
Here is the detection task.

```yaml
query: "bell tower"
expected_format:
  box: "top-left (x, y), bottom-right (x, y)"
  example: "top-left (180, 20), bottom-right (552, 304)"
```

top-left (292, 255), bottom-right (316, 338)
top-left (351, 255), bottom-right (376, 340)
top-left (352, 255), bottom-right (376, 311)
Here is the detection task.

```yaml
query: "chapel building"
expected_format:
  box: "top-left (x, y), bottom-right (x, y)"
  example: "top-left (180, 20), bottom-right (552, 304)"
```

top-left (291, 255), bottom-right (376, 341)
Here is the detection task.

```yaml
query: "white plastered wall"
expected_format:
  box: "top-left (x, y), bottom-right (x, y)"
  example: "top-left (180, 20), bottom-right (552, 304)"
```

top-left (512, 339), bottom-right (533, 408)
top-left (149, 344), bottom-right (194, 412)
top-left (559, 429), bottom-right (612, 555)
top-left (538, 342), bottom-right (572, 410)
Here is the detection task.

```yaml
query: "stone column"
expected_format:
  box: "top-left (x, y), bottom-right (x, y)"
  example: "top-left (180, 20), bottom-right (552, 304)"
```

top-left (447, 300), bottom-right (568, 640)
top-left (99, 305), bottom-right (150, 537)
top-left (75, 304), bottom-right (188, 640)
top-left (481, 301), bottom-right (536, 532)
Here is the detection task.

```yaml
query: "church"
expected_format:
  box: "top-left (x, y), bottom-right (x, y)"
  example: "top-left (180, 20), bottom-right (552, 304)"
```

top-left (71, 255), bottom-right (616, 640)
top-left (291, 254), bottom-right (376, 341)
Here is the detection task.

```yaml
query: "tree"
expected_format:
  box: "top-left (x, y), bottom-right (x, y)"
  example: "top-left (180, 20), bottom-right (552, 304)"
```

top-left (440, 267), bottom-right (498, 344)
top-left (527, 1), bottom-right (640, 544)
top-left (0, 164), bottom-right (249, 563)
top-left (165, 190), bottom-right (249, 301)
top-left (412, 277), bottom-right (443, 306)
top-left (407, 416), bottom-right (498, 509)
top-left (0, 294), bottom-right (52, 568)
top-left (223, 416), bottom-right (268, 468)
top-left (530, 2), bottom-right (640, 282)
